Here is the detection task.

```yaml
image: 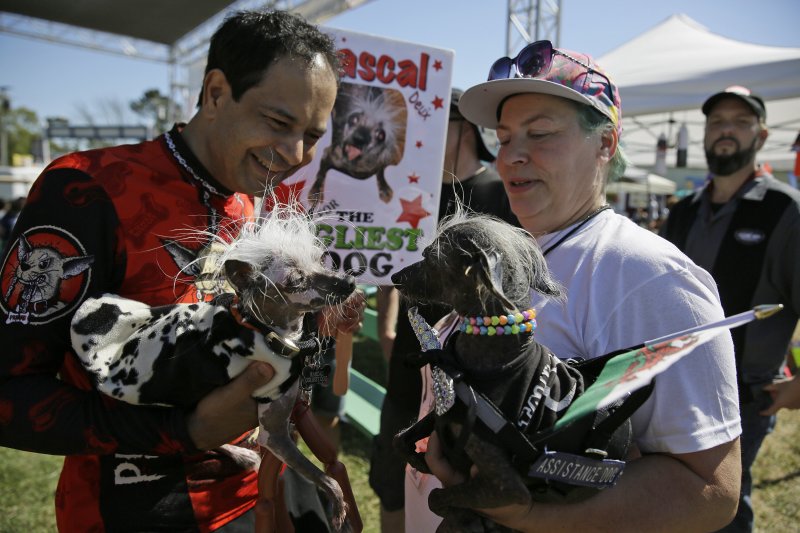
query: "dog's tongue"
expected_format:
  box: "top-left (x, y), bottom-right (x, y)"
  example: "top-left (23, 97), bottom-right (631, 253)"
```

top-left (345, 144), bottom-right (362, 161)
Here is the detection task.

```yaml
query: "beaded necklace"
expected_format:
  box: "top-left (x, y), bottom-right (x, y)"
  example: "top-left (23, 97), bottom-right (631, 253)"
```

top-left (164, 130), bottom-right (221, 235)
top-left (460, 308), bottom-right (537, 336)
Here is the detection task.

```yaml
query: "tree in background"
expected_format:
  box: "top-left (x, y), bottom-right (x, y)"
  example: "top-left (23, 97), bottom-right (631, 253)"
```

top-left (5, 107), bottom-right (41, 159)
top-left (0, 89), bottom-right (181, 164)
top-left (130, 89), bottom-right (180, 135)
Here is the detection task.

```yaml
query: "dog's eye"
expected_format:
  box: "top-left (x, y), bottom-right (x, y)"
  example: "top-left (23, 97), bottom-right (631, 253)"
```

top-left (347, 113), bottom-right (362, 127)
top-left (284, 272), bottom-right (306, 290)
top-left (375, 129), bottom-right (386, 143)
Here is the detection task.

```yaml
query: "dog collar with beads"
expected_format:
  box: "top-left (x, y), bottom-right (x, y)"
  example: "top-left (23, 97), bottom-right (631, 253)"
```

top-left (460, 309), bottom-right (537, 336)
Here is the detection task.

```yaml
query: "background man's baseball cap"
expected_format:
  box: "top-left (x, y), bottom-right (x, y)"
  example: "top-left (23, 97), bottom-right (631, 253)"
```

top-left (451, 87), bottom-right (496, 162)
top-left (458, 50), bottom-right (622, 135)
top-left (702, 86), bottom-right (766, 120)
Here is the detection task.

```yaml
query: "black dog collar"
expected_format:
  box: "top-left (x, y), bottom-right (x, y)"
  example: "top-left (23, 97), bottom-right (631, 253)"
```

top-left (225, 295), bottom-right (324, 358)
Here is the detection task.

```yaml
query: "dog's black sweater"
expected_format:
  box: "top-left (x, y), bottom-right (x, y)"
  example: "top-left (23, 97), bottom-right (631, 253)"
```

top-left (425, 334), bottom-right (585, 470)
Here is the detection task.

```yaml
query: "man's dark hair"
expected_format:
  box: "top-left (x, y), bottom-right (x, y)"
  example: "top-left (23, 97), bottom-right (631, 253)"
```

top-left (197, 10), bottom-right (340, 106)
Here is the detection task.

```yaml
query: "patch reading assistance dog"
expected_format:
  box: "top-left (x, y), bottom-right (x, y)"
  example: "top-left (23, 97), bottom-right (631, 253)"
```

top-left (528, 450), bottom-right (625, 488)
top-left (1, 226), bottom-right (94, 325)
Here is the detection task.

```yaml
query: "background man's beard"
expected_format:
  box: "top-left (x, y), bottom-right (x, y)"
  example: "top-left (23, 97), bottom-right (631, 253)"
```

top-left (705, 136), bottom-right (759, 176)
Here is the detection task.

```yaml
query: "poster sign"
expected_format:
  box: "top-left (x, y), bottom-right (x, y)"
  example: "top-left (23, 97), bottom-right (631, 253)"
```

top-left (275, 28), bottom-right (453, 285)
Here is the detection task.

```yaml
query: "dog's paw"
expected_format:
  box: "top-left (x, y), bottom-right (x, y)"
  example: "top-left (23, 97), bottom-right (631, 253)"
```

top-left (437, 510), bottom-right (486, 533)
top-left (320, 476), bottom-right (347, 531)
top-left (428, 487), bottom-right (449, 515)
top-left (335, 517), bottom-right (354, 533)
top-left (217, 444), bottom-right (260, 471)
top-left (378, 185), bottom-right (393, 204)
top-left (406, 451), bottom-right (432, 474)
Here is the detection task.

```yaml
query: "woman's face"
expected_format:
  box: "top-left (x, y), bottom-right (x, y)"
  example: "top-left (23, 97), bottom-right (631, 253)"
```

top-left (495, 93), bottom-right (610, 235)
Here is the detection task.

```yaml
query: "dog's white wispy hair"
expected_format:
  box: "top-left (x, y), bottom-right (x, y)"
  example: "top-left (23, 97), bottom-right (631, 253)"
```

top-left (211, 204), bottom-right (326, 285)
top-left (168, 203), bottom-right (326, 293)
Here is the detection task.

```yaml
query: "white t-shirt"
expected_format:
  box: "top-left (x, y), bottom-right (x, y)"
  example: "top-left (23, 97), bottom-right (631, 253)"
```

top-left (405, 210), bottom-right (741, 529)
top-left (532, 210), bottom-right (740, 453)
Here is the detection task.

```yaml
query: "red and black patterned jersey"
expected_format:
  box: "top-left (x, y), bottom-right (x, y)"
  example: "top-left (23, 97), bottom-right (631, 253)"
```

top-left (0, 126), bottom-right (258, 532)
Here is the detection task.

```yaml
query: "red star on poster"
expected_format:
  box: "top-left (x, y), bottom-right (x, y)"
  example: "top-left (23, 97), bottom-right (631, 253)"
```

top-left (265, 180), bottom-right (307, 213)
top-left (433, 60), bottom-right (443, 71)
top-left (396, 195), bottom-right (431, 229)
top-left (407, 173), bottom-right (420, 184)
top-left (415, 140), bottom-right (423, 148)
top-left (432, 96), bottom-right (444, 109)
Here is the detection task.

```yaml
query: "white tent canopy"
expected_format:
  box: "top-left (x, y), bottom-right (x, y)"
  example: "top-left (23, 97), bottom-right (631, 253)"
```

top-left (607, 166), bottom-right (677, 196)
top-left (598, 14), bottom-right (800, 173)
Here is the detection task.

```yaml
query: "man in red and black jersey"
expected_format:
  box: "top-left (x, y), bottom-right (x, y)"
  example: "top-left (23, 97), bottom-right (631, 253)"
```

top-left (0, 10), bottom-right (358, 532)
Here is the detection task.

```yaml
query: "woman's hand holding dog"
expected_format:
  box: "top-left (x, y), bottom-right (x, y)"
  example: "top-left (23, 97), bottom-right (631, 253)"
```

top-left (186, 362), bottom-right (276, 450)
top-left (426, 431), bottom-right (537, 532)
top-left (425, 432), bottom-right (468, 486)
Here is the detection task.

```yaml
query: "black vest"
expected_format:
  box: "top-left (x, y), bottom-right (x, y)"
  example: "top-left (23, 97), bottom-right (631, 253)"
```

top-left (664, 189), bottom-right (792, 371)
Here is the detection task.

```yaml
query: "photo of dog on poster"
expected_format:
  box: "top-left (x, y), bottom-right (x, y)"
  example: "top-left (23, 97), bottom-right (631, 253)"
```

top-left (308, 82), bottom-right (408, 208)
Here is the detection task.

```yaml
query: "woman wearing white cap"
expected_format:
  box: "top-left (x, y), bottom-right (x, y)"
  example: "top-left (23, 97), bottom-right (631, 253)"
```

top-left (415, 41), bottom-right (742, 532)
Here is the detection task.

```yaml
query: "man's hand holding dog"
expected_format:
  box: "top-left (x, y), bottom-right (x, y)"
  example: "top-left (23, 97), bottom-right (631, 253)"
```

top-left (187, 362), bottom-right (276, 450)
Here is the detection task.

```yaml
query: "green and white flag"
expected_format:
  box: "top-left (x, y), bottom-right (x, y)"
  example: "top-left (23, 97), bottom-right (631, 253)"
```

top-left (555, 304), bottom-right (783, 429)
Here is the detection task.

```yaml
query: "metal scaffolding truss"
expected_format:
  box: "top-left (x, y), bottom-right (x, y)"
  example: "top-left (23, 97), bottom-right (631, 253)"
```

top-left (506, 0), bottom-right (561, 56)
top-left (2, 0), bottom-right (559, 122)
top-left (0, 1), bottom-right (367, 64)
top-left (0, 12), bottom-right (174, 64)
top-left (0, 0), bottom-right (373, 122)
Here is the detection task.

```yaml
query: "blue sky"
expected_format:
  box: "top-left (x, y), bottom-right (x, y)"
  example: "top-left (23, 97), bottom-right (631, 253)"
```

top-left (0, 0), bottom-right (798, 125)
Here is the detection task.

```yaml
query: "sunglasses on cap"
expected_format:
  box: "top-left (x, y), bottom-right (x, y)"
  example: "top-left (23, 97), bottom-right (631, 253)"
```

top-left (488, 40), bottom-right (614, 102)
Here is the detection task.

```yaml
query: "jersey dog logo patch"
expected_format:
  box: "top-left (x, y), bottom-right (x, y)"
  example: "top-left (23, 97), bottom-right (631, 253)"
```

top-left (1, 226), bottom-right (94, 325)
top-left (734, 228), bottom-right (765, 245)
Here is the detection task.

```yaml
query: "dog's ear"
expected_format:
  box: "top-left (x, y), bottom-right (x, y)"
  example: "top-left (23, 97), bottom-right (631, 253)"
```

top-left (527, 247), bottom-right (564, 299)
top-left (224, 259), bottom-right (254, 293)
top-left (467, 250), bottom-right (516, 312)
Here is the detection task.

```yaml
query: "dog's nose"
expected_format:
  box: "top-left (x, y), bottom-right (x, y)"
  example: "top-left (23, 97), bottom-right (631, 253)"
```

top-left (352, 127), bottom-right (370, 146)
top-left (331, 274), bottom-right (356, 295)
top-left (390, 268), bottom-right (407, 286)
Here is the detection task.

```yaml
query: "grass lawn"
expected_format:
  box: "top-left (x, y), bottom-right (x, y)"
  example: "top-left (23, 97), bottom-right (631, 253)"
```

top-left (2, 335), bottom-right (798, 532)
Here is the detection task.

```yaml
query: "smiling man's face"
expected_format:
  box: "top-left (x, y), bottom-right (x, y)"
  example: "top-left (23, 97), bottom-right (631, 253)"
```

top-left (203, 54), bottom-right (338, 196)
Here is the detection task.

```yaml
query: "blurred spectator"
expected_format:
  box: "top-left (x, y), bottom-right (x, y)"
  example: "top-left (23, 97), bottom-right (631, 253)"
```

top-left (0, 196), bottom-right (25, 243)
top-left (661, 86), bottom-right (800, 533)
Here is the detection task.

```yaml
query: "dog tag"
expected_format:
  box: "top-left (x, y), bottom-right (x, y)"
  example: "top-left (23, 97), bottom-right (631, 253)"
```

top-left (301, 364), bottom-right (331, 389)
